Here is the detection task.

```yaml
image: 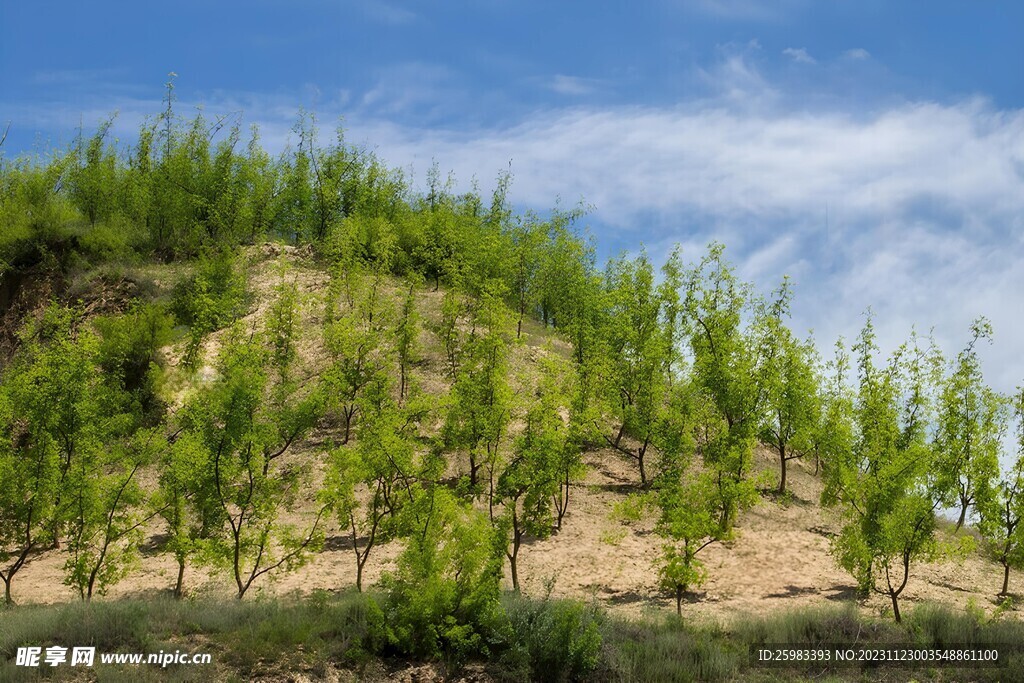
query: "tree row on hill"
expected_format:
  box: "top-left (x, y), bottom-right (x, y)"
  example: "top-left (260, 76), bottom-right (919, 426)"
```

top-left (2, 103), bottom-right (1023, 639)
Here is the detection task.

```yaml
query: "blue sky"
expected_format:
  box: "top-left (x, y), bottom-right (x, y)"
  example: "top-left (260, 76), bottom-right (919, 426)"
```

top-left (3, 0), bottom-right (1024, 397)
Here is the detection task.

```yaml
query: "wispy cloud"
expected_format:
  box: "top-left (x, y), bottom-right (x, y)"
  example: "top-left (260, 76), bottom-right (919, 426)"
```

top-left (782, 47), bottom-right (816, 64)
top-left (695, 48), bottom-right (777, 106)
top-left (5, 51), bottom-right (1023, 397)
top-left (359, 62), bottom-right (462, 118)
top-left (544, 74), bottom-right (605, 97)
top-left (355, 99), bottom-right (1024, 231)
top-left (345, 92), bottom-right (1024, 394)
top-left (843, 47), bottom-right (871, 60)
top-left (353, 0), bottom-right (417, 25)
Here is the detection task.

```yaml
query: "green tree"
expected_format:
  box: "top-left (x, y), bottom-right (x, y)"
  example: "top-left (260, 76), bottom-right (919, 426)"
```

top-left (602, 250), bottom-right (679, 486)
top-left (554, 359), bottom-right (592, 529)
top-left (68, 117), bottom-right (119, 227)
top-left (534, 206), bottom-right (591, 333)
top-left (266, 271), bottom-right (301, 377)
top-left (656, 470), bottom-right (725, 615)
top-left (495, 369), bottom-right (564, 591)
top-left (650, 376), bottom-right (735, 614)
top-left (505, 214), bottom-right (547, 338)
top-left (759, 324), bottom-right (822, 495)
top-left (815, 339), bottom-right (856, 479)
top-left (933, 319), bottom-right (1006, 530)
top-left (684, 244), bottom-right (770, 530)
top-left (235, 124), bottom-right (280, 243)
top-left (154, 430), bottom-right (222, 599)
top-left (442, 293), bottom-right (512, 490)
top-left (376, 484), bottom-right (505, 668)
top-left (413, 163), bottom-right (462, 291)
top-left (0, 309), bottom-right (92, 605)
top-left (394, 276), bottom-right (422, 400)
top-left (62, 429), bottom-right (160, 601)
top-left (302, 113), bottom-right (346, 243)
top-left (0, 307), bottom-right (157, 601)
top-left (94, 303), bottom-right (172, 423)
top-left (180, 324), bottom-right (324, 598)
top-left (321, 378), bottom-right (423, 591)
top-left (274, 125), bottom-right (314, 244)
top-left (977, 388), bottom-right (1024, 596)
top-left (824, 319), bottom-right (943, 622)
top-left (435, 287), bottom-right (465, 379)
top-left (322, 304), bottom-right (386, 444)
top-left (173, 247), bottom-right (249, 367)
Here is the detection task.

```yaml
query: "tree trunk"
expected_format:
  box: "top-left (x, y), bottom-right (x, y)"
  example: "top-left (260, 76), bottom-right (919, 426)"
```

top-left (174, 558), bottom-right (185, 599)
top-left (1, 544), bottom-right (31, 607)
top-left (342, 406), bottom-right (355, 445)
top-left (955, 501), bottom-right (968, 532)
top-left (233, 534), bottom-right (247, 599)
top-left (509, 554), bottom-right (519, 592)
top-left (675, 585), bottom-right (684, 616)
top-left (509, 527), bottom-right (522, 592)
top-left (555, 471), bottom-right (570, 530)
top-left (613, 423), bottom-right (626, 449)
top-left (890, 591), bottom-right (901, 623)
top-left (1001, 562), bottom-right (1010, 597)
top-left (777, 442), bottom-right (787, 495)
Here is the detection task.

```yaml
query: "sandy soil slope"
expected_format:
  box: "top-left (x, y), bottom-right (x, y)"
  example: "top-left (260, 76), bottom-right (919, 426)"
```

top-left (7, 247), bottom-right (1020, 625)
top-left (11, 441), bottom-right (1018, 623)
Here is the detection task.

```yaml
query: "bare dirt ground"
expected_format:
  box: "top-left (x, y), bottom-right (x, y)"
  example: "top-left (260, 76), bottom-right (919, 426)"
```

top-left (8, 248), bottom-right (1021, 626)
top-left (13, 440), bottom-right (1018, 624)
top-left (515, 443), bottom-right (1017, 622)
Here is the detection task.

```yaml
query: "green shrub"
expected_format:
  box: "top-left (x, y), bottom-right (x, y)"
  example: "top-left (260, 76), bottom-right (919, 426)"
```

top-left (371, 489), bottom-right (506, 671)
top-left (171, 248), bottom-right (248, 366)
top-left (501, 594), bottom-right (603, 683)
top-left (77, 217), bottom-right (143, 263)
top-left (95, 303), bottom-right (173, 421)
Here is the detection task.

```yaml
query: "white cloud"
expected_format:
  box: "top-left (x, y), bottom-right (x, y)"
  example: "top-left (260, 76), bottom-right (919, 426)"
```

top-left (359, 62), bottom-right (461, 117)
top-left (782, 47), bottom-right (816, 64)
top-left (353, 99), bottom-right (1024, 230)
top-left (695, 51), bottom-right (778, 106)
top-left (6, 56), bottom-right (1024, 401)
top-left (843, 48), bottom-right (871, 60)
top-left (545, 74), bottom-right (604, 97)
top-left (341, 97), bottom-right (1024, 396)
top-left (351, 0), bottom-right (417, 25)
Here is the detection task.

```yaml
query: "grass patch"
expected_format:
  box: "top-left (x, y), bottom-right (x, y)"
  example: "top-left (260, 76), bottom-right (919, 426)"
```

top-left (0, 591), bottom-right (372, 681)
top-left (2, 595), bottom-right (1023, 681)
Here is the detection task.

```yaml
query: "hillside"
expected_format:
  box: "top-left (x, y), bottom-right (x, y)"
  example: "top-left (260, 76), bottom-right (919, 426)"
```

top-left (4, 109), bottom-right (1024, 682)
top-left (5, 246), bottom-right (1017, 625)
